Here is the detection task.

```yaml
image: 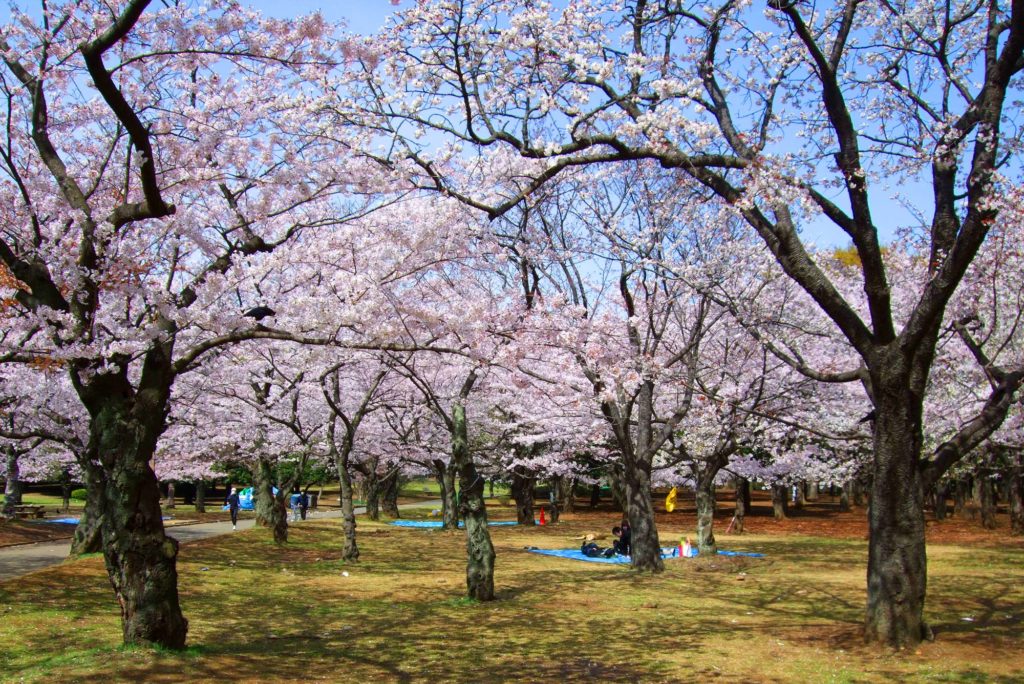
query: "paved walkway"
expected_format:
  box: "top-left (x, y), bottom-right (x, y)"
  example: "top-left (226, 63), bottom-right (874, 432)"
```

top-left (0, 502), bottom-right (438, 581)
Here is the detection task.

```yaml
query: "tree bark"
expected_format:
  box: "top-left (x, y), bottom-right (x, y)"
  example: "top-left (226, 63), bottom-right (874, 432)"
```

top-left (2, 446), bottom-right (22, 518)
top-left (864, 383), bottom-right (930, 648)
top-left (381, 471), bottom-right (401, 518)
top-left (253, 457), bottom-right (288, 544)
top-left (70, 460), bottom-right (104, 556)
top-left (621, 461), bottom-right (663, 572)
top-left (771, 484), bottom-right (788, 520)
top-left (976, 475), bottom-right (997, 530)
top-left (1010, 450), bottom-right (1023, 536)
top-left (563, 478), bottom-right (576, 513)
top-left (547, 475), bottom-right (562, 524)
top-left (338, 451), bottom-right (359, 562)
top-left (839, 482), bottom-right (851, 513)
top-left (695, 480), bottom-right (717, 554)
top-left (360, 468), bottom-right (382, 521)
top-left (194, 480), bottom-right (206, 514)
top-left (510, 469), bottom-right (536, 525)
top-left (83, 384), bottom-right (188, 649)
top-left (806, 482), bottom-right (819, 501)
top-left (733, 477), bottom-right (748, 534)
top-left (164, 481), bottom-right (176, 509)
top-left (590, 483), bottom-right (601, 508)
top-left (794, 481), bottom-right (806, 509)
top-left (452, 402), bottom-right (495, 601)
top-left (933, 483), bottom-right (948, 521)
top-left (953, 479), bottom-right (970, 518)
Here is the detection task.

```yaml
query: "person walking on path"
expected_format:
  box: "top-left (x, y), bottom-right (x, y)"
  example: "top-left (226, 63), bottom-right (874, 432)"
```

top-left (299, 491), bottom-right (309, 520)
top-left (227, 487), bottom-right (240, 530)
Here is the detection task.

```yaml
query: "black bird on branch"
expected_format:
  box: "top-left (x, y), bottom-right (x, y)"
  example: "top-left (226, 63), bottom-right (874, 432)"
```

top-left (243, 305), bottom-right (276, 321)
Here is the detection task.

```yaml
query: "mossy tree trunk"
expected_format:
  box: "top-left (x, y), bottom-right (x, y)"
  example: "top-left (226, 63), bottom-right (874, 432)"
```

top-left (451, 400), bottom-right (495, 601)
top-left (435, 459), bottom-right (459, 530)
top-left (193, 481), bottom-right (206, 514)
top-left (381, 471), bottom-right (401, 518)
top-left (253, 457), bottom-right (288, 544)
top-left (70, 460), bottom-right (104, 556)
top-left (77, 365), bottom-right (188, 650)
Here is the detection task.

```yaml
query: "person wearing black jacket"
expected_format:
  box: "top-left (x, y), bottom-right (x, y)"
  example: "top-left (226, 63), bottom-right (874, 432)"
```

top-left (227, 487), bottom-right (240, 530)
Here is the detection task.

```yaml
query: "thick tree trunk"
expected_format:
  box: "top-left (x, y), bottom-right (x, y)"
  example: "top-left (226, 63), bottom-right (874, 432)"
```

top-left (794, 481), bottom-right (806, 509)
top-left (85, 391), bottom-right (188, 649)
top-left (622, 463), bottom-right (662, 572)
top-left (933, 483), bottom-right (948, 521)
top-left (194, 481), bottom-right (206, 514)
top-left (852, 478), bottom-right (866, 507)
top-left (381, 471), bottom-right (401, 518)
top-left (2, 447), bottom-right (22, 518)
top-left (1010, 450), bottom-right (1024, 536)
top-left (771, 484), bottom-right (788, 520)
top-left (164, 481), bottom-right (176, 509)
top-left (510, 470), bottom-right (536, 525)
top-left (253, 458), bottom-right (288, 544)
top-left (733, 477), bottom-right (748, 534)
top-left (71, 461), bottom-right (104, 556)
top-left (452, 403), bottom-right (495, 601)
top-left (864, 386), bottom-right (930, 648)
top-left (839, 482), bottom-right (851, 513)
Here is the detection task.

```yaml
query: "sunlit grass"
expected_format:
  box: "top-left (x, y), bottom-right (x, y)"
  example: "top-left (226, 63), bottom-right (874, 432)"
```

top-left (1, 514), bottom-right (1021, 683)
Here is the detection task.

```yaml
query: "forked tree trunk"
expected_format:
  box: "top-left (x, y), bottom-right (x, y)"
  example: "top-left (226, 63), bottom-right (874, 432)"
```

top-left (85, 388), bottom-right (188, 649)
top-left (452, 403), bottom-right (494, 601)
top-left (2, 446), bottom-right (22, 518)
top-left (510, 470), bottom-right (536, 525)
top-left (771, 485), bottom-right (788, 520)
top-left (71, 461), bottom-right (104, 556)
top-left (864, 385), bottom-right (930, 648)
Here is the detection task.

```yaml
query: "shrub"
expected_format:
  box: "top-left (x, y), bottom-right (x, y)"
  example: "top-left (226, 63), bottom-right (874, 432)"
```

top-left (70, 489), bottom-right (88, 501)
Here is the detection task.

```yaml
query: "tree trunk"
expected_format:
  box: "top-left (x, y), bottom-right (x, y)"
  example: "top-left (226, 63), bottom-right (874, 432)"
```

top-left (621, 461), bottom-right (662, 572)
top-left (164, 481), bottom-right (176, 509)
top-left (695, 479), bottom-right (717, 554)
top-left (547, 475), bottom-right (562, 524)
top-left (452, 402), bottom-right (495, 601)
top-left (441, 462), bottom-right (459, 530)
top-left (337, 451), bottom-right (359, 562)
top-left (772, 484), bottom-right (788, 520)
top-left (806, 482), bottom-right (819, 501)
top-left (563, 478), bottom-right (576, 514)
top-left (976, 476), bottom-right (997, 530)
top-left (852, 478), bottom-right (866, 507)
top-left (590, 483), bottom-right (601, 507)
top-left (85, 390), bottom-right (188, 649)
top-left (733, 477), bottom-right (748, 534)
top-left (61, 467), bottom-right (72, 512)
top-left (71, 461), bottom-right (104, 556)
top-left (381, 471), bottom-right (401, 518)
top-left (2, 446), bottom-right (23, 518)
top-left (362, 469), bottom-right (382, 521)
top-left (253, 458), bottom-right (287, 544)
top-left (953, 479), bottom-right (970, 518)
top-left (194, 480), bottom-right (206, 514)
top-left (510, 470), bottom-right (536, 525)
top-left (794, 481), bottom-right (806, 509)
top-left (864, 385), bottom-right (930, 648)
top-left (839, 482), bottom-right (851, 513)
top-left (1010, 450), bottom-right (1023, 536)
top-left (933, 483), bottom-right (948, 521)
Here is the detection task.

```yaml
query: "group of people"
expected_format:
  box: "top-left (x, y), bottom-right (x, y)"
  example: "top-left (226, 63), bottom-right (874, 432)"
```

top-left (224, 486), bottom-right (311, 529)
top-left (580, 521), bottom-right (632, 558)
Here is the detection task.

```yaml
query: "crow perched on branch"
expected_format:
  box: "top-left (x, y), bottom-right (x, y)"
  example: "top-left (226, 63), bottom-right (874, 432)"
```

top-left (243, 306), bottom-right (276, 321)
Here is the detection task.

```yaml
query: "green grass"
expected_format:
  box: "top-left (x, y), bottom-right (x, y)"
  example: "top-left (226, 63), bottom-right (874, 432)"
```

top-left (3, 492), bottom-right (83, 509)
top-left (1, 516), bottom-right (1021, 683)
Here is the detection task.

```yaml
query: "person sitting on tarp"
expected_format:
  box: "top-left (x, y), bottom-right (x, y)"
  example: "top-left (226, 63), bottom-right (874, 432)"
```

top-left (580, 533), bottom-right (615, 558)
top-left (611, 524), bottom-right (631, 556)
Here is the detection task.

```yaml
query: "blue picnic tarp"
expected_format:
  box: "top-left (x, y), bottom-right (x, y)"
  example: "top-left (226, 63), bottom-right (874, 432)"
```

top-left (390, 520), bottom-right (518, 528)
top-left (528, 546), bottom-right (764, 564)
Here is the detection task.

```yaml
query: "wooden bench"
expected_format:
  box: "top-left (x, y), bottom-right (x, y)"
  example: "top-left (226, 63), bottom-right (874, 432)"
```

top-left (12, 504), bottom-right (46, 519)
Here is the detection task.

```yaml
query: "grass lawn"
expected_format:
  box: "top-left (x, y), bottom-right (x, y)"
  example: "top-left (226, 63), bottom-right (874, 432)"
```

top-left (1, 502), bottom-right (1021, 683)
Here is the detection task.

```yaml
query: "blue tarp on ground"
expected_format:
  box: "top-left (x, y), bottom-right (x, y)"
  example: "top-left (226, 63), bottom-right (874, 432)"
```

top-left (222, 486), bottom-right (277, 511)
top-left (42, 516), bottom-right (175, 525)
top-left (390, 520), bottom-right (519, 528)
top-left (528, 546), bottom-right (765, 563)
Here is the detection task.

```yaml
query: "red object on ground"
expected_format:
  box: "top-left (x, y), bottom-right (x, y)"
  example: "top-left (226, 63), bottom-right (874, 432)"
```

top-left (539, 508), bottom-right (546, 525)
